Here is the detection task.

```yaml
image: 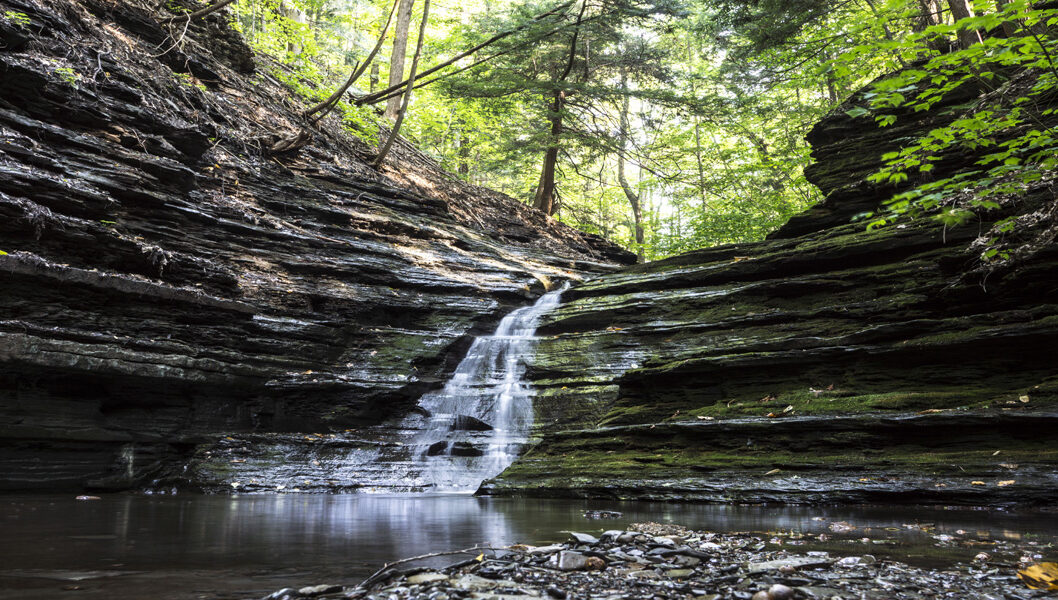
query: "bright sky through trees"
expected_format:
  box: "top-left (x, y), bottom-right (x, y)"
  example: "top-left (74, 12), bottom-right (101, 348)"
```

top-left (224, 0), bottom-right (1058, 262)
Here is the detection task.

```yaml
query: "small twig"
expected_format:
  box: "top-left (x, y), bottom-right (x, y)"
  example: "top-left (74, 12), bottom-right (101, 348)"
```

top-left (149, 17), bottom-right (191, 58)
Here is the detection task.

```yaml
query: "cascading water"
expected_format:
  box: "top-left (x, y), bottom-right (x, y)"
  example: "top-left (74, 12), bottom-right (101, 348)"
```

top-left (404, 285), bottom-right (567, 492)
top-left (205, 286), bottom-right (569, 494)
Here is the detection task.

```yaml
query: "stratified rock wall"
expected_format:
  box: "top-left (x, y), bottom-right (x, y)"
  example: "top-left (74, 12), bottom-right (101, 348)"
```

top-left (484, 70), bottom-right (1058, 505)
top-left (0, 0), bottom-right (631, 490)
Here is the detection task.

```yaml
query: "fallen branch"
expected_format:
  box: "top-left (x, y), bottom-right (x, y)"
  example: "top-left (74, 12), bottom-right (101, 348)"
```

top-left (304, 0), bottom-right (400, 120)
top-left (355, 0), bottom-right (573, 106)
top-left (161, 0), bottom-right (238, 23)
top-left (373, 0), bottom-right (430, 168)
top-left (267, 129), bottom-right (312, 155)
top-left (356, 545), bottom-right (496, 590)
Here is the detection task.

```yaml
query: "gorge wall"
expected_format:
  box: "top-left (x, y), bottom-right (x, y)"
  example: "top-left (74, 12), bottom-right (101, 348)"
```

top-left (0, 0), bottom-right (630, 491)
top-left (484, 69), bottom-right (1058, 505)
top-left (3, 0), bottom-right (1056, 504)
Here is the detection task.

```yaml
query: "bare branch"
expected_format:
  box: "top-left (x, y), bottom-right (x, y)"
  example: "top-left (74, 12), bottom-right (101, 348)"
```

top-left (374, 0), bottom-right (431, 168)
top-left (357, 546), bottom-right (498, 590)
top-left (356, 0), bottom-right (575, 106)
top-left (161, 0), bottom-right (237, 23)
top-left (304, 0), bottom-right (400, 119)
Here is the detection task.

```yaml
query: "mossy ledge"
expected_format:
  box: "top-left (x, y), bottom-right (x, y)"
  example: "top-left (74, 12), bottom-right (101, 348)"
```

top-left (484, 66), bottom-right (1058, 505)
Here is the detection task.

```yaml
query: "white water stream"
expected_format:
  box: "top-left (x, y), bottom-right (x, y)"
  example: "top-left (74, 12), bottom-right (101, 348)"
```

top-left (407, 285), bottom-right (567, 491)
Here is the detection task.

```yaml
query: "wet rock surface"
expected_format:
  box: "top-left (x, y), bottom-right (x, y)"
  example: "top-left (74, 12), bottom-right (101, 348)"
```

top-left (488, 57), bottom-right (1058, 505)
top-left (262, 523), bottom-right (1058, 600)
top-left (0, 0), bottom-right (629, 491)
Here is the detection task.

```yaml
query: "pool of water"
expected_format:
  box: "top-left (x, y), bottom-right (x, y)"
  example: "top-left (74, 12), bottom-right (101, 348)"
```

top-left (1, 494), bottom-right (1055, 599)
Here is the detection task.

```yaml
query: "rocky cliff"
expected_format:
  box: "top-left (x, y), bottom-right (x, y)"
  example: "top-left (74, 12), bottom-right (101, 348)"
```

top-left (0, 0), bottom-right (631, 490)
top-left (4, 1), bottom-right (1056, 503)
top-left (483, 69), bottom-right (1058, 505)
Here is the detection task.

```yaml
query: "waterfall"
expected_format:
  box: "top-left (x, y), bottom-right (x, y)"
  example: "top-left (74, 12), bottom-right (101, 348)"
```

top-left (408, 285), bottom-right (567, 492)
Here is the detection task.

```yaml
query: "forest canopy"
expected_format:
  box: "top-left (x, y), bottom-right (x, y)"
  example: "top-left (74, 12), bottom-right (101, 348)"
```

top-left (187, 0), bottom-right (1056, 261)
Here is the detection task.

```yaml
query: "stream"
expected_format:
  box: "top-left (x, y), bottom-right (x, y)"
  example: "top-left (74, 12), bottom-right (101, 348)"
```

top-left (1, 493), bottom-right (1056, 600)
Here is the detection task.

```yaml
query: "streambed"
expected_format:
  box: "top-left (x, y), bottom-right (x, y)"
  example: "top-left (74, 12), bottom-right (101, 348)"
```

top-left (1, 494), bottom-right (1055, 599)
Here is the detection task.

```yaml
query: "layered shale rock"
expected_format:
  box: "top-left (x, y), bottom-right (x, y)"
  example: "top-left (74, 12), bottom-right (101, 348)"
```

top-left (0, 0), bottom-right (630, 490)
top-left (483, 70), bottom-right (1058, 505)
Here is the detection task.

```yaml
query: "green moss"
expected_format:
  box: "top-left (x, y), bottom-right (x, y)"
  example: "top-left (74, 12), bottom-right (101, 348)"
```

top-left (503, 437), bottom-right (1058, 484)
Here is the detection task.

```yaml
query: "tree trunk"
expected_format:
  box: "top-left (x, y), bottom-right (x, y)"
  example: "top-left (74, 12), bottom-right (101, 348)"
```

top-left (373, 0), bottom-right (430, 168)
top-left (385, 0), bottom-right (416, 120)
top-left (457, 124), bottom-right (470, 178)
top-left (532, 91), bottom-right (563, 215)
top-left (915, 0), bottom-right (943, 28)
top-left (994, 0), bottom-right (1018, 37)
top-left (303, 0), bottom-right (399, 120)
top-left (531, 0), bottom-right (586, 216)
top-left (370, 62), bottom-right (379, 93)
top-left (617, 71), bottom-right (644, 263)
top-left (825, 71), bottom-right (839, 104)
top-left (914, 0), bottom-right (947, 52)
top-left (948, 0), bottom-right (983, 48)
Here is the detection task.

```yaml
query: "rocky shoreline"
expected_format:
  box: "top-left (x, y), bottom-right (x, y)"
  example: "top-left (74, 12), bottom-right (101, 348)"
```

top-left (259, 522), bottom-right (1055, 600)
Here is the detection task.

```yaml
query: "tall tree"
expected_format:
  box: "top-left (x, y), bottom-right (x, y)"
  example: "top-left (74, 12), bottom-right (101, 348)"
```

top-left (375, 0), bottom-right (431, 166)
top-left (947, 0), bottom-right (983, 48)
top-left (385, 0), bottom-right (416, 120)
top-left (532, 0), bottom-right (587, 215)
top-left (617, 70), bottom-right (645, 261)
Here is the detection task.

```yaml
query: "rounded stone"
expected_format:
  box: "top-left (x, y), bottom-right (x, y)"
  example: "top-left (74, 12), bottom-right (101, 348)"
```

top-left (768, 584), bottom-right (794, 600)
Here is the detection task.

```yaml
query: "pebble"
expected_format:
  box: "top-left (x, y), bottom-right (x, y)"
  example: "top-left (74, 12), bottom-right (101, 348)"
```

top-left (767, 583), bottom-right (793, 600)
top-left (568, 531), bottom-right (599, 544)
top-left (259, 523), bottom-right (1043, 600)
top-left (405, 573), bottom-right (448, 585)
top-left (556, 550), bottom-right (589, 571)
top-left (651, 536), bottom-right (678, 548)
top-left (298, 584), bottom-right (341, 596)
top-left (583, 510), bottom-right (622, 519)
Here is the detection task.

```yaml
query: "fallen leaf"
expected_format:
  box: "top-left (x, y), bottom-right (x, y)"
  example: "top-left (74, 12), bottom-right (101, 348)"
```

top-left (765, 468), bottom-right (781, 475)
top-left (1019, 395), bottom-right (1031, 403)
top-left (997, 480), bottom-right (1015, 487)
top-left (971, 481), bottom-right (986, 486)
top-left (1018, 562), bottom-right (1058, 590)
top-left (992, 450), bottom-right (1002, 455)
top-left (475, 553), bottom-right (485, 562)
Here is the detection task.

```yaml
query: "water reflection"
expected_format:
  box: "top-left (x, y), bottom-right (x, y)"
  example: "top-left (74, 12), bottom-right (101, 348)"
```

top-left (1, 494), bottom-right (1056, 599)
